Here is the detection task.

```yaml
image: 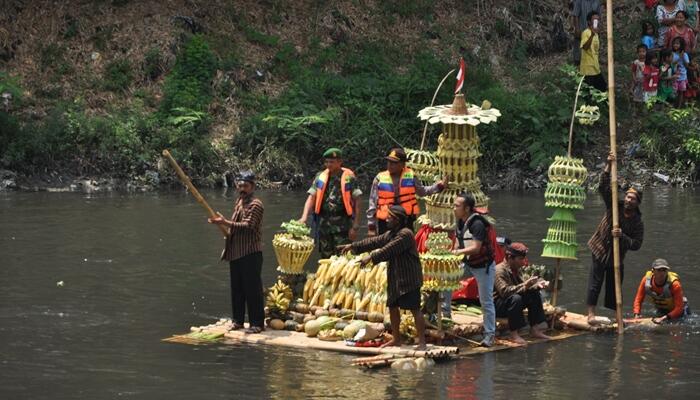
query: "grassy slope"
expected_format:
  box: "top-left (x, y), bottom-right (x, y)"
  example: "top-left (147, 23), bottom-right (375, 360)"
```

top-left (1, 0), bottom-right (695, 188)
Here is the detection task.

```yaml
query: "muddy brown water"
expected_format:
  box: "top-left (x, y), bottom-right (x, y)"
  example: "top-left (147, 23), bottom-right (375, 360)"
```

top-left (1, 188), bottom-right (699, 399)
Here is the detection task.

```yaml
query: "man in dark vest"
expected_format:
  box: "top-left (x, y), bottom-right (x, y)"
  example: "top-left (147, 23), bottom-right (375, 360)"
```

top-left (586, 153), bottom-right (644, 324)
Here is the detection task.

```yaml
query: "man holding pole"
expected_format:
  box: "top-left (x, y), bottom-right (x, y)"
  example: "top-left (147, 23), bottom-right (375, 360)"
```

top-left (209, 171), bottom-right (266, 334)
top-left (586, 153), bottom-right (644, 324)
top-left (299, 148), bottom-right (362, 258)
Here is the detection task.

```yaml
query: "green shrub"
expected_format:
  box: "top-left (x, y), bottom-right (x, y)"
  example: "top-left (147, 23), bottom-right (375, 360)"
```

top-left (160, 34), bottom-right (217, 116)
top-left (143, 47), bottom-right (164, 81)
top-left (639, 107), bottom-right (700, 169)
top-left (103, 59), bottom-right (133, 91)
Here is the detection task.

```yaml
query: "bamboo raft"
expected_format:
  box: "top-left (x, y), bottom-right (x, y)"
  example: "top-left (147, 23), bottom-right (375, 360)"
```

top-left (163, 309), bottom-right (619, 366)
top-left (164, 324), bottom-right (459, 359)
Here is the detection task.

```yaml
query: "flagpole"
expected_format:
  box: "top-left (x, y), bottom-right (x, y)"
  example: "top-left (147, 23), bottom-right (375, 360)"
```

top-left (605, 0), bottom-right (624, 335)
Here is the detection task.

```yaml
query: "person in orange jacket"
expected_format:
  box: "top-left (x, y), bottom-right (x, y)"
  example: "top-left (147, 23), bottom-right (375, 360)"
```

top-left (632, 258), bottom-right (690, 323)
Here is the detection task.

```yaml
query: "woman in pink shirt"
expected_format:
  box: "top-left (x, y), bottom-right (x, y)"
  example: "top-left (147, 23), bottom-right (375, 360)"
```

top-left (665, 11), bottom-right (696, 52)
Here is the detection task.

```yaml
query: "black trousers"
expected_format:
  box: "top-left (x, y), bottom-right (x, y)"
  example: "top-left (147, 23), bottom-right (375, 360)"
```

top-left (229, 252), bottom-right (264, 327)
top-left (584, 73), bottom-right (607, 92)
top-left (377, 215), bottom-right (416, 235)
top-left (586, 255), bottom-right (624, 311)
top-left (495, 291), bottom-right (547, 331)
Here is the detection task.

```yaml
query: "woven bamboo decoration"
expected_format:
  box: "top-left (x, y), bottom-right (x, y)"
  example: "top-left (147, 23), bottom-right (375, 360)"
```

top-left (541, 156), bottom-right (588, 260)
top-left (406, 148), bottom-right (440, 187)
top-left (418, 94), bottom-right (500, 231)
top-left (420, 232), bottom-right (463, 291)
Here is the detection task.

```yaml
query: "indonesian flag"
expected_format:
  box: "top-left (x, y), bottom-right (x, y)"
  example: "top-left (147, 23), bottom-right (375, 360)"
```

top-left (455, 58), bottom-right (466, 94)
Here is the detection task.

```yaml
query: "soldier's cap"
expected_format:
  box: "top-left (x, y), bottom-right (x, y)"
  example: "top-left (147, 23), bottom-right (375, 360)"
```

top-left (651, 258), bottom-right (670, 270)
top-left (323, 147), bottom-right (343, 159)
top-left (385, 147), bottom-right (407, 163)
top-left (236, 170), bottom-right (256, 183)
top-left (506, 242), bottom-right (529, 257)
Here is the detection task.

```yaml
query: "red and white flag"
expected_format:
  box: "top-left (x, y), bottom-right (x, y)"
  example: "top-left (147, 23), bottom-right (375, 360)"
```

top-left (455, 58), bottom-right (466, 94)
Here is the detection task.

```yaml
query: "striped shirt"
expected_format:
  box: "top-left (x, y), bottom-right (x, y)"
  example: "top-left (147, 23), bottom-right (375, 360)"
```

top-left (352, 228), bottom-right (422, 305)
top-left (587, 170), bottom-right (644, 266)
top-left (221, 195), bottom-right (264, 261)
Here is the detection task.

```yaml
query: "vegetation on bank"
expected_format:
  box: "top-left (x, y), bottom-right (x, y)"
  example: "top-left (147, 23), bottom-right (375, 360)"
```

top-left (0, 1), bottom-right (698, 188)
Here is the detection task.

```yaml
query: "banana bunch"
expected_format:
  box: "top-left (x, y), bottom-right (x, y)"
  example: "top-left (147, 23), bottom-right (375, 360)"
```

top-left (266, 280), bottom-right (293, 314)
top-left (399, 312), bottom-right (417, 339)
top-left (304, 255), bottom-right (388, 313)
top-left (272, 233), bottom-right (314, 250)
top-left (422, 278), bottom-right (461, 291)
top-left (425, 231), bottom-right (452, 253)
top-left (575, 105), bottom-right (600, 125)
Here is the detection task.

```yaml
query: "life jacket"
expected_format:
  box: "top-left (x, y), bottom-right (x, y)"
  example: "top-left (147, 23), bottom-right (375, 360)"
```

top-left (456, 212), bottom-right (503, 268)
top-left (313, 168), bottom-right (355, 217)
top-left (644, 270), bottom-right (680, 310)
top-left (375, 168), bottom-right (419, 220)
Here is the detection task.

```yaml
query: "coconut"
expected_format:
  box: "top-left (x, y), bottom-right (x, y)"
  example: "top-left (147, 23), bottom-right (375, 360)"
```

top-left (268, 319), bottom-right (285, 330)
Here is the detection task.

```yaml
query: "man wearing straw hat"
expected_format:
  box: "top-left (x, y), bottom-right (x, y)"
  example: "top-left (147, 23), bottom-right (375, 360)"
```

top-left (338, 205), bottom-right (427, 349)
top-left (366, 147), bottom-right (447, 236)
top-left (586, 153), bottom-right (644, 324)
top-left (209, 170), bottom-right (266, 334)
top-left (299, 147), bottom-right (362, 258)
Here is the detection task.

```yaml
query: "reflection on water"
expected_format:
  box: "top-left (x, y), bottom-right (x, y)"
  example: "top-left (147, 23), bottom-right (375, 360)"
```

top-left (1, 188), bottom-right (700, 399)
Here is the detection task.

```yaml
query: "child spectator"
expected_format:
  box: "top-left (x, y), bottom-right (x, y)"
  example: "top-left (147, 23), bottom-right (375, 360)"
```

top-left (665, 11), bottom-right (696, 52)
top-left (641, 21), bottom-right (657, 50)
top-left (671, 36), bottom-right (691, 106)
top-left (643, 51), bottom-right (661, 102)
top-left (658, 49), bottom-right (678, 102)
top-left (632, 45), bottom-right (648, 102)
top-left (685, 53), bottom-right (700, 100)
top-left (657, 0), bottom-right (685, 48)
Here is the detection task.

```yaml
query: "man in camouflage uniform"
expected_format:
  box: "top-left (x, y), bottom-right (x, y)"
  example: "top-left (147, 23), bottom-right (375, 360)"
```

top-left (299, 148), bottom-right (362, 258)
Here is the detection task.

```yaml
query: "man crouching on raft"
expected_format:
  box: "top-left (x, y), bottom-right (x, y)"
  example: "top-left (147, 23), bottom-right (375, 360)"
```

top-left (632, 258), bottom-right (691, 324)
top-left (338, 205), bottom-right (427, 349)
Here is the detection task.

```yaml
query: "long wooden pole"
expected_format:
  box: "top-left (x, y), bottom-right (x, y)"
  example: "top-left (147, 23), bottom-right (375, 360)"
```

top-left (605, 1), bottom-right (624, 334)
top-left (551, 258), bottom-right (562, 307)
top-left (162, 150), bottom-right (229, 237)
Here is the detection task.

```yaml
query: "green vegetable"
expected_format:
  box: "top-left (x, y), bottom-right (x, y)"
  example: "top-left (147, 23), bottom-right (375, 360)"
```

top-left (280, 219), bottom-right (311, 238)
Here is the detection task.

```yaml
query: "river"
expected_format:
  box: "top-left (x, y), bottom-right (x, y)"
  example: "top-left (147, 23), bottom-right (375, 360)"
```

top-left (1, 188), bottom-right (699, 399)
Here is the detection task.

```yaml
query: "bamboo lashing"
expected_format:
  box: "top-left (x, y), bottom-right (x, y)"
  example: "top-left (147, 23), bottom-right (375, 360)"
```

top-left (162, 150), bottom-right (229, 237)
top-left (605, 0), bottom-right (624, 335)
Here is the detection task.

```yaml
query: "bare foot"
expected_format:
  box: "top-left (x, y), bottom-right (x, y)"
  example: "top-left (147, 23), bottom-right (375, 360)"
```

top-left (509, 333), bottom-right (527, 345)
top-left (380, 339), bottom-right (401, 348)
top-left (530, 329), bottom-right (552, 340)
top-left (587, 315), bottom-right (599, 325)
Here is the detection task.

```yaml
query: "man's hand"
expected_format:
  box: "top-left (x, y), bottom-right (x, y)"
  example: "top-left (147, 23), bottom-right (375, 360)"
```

top-left (359, 254), bottom-right (372, 266)
top-left (607, 152), bottom-right (616, 164)
top-left (336, 244), bottom-right (352, 254)
top-left (208, 212), bottom-right (227, 225)
top-left (367, 227), bottom-right (377, 237)
top-left (524, 276), bottom-right (539, 289)
top-left (349, 227), bottom-right (358, 241)
top-left (633, 314), bottom-right (642, 319)
top-left (451, 248), bottom-right (465, 256)
top-left (611, 227), bottom-right (622, 238)
top-left (652, 315), bottom-right (668, 324)
top-left (297, 217), bottom-right (307, 224)
top-left (575, 28), bottom-right (581, 39)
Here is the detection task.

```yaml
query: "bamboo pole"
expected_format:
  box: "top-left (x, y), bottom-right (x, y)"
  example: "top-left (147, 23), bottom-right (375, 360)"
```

top-left (605, 1), bottom-right (624, 335)
top-left (162, 150), bottom-right (229, 237)
top-left (551, 258), bottom-right (562, 307)
top-left (420, 69), bottom-right (455, 150)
